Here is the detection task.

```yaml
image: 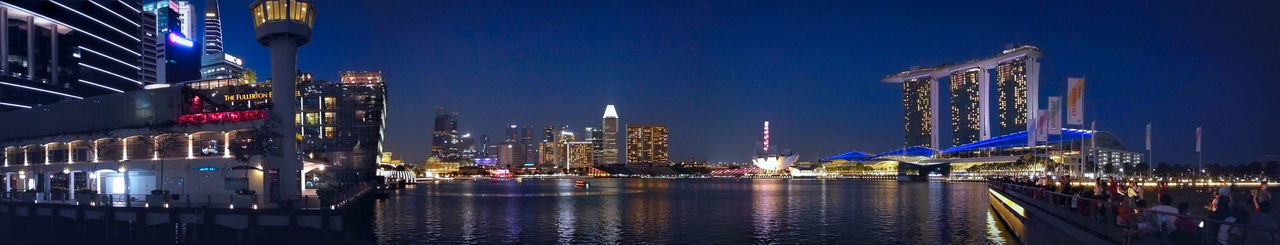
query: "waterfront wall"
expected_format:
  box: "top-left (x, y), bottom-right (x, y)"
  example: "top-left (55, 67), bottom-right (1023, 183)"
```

top-left (988, 184), bottom-right (1116, 244)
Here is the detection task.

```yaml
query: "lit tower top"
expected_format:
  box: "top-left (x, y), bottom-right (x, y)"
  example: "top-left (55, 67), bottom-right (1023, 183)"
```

top-left (763, 121), bottom-right (770, 153)
top-left (249, 0), bottom-right (315, 202)
top-left (603, 105), bottom-right (618, 118)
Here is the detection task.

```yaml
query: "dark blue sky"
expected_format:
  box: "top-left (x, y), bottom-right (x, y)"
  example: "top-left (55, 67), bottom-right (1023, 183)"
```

top-left (211, 0), bottom-right (1280, 164)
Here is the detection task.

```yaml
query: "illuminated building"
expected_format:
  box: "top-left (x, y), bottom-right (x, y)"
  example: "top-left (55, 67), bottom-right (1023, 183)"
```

top-left (996, 56), bottom-right (1036, 136)
top-left (521, 125), bottom-right (536, 165)
top-left (752, 155), bottom-right (799, 172)
top-left (253, 0), bottom-right (317, 201)
top-left (902, 77), bottom-right (935, 148)
top-left (883, 46), bottom-right (1041, 148)
top-left (626, 124), bottom-right (668, 165)
top-left (0, 1), bottom-right (150, 112)
top-left (431, 107), bottom-right (462, 161)
top-left (202, 0), bottom-right (224, 55)
top-left (143, 1), bottom-right (200, 84)
top-left (297, 71), bottom-right (387, 171)
top-left (949, 68), bottom-right (983, 146)
top-left (565, 141), bottom-right (594, 169)
top-left (584, 127), bottom-right (604, 165)
top-left (200, 52), bottom-right (244, 79)
top-left (601, 105), bottom-right (619, 164)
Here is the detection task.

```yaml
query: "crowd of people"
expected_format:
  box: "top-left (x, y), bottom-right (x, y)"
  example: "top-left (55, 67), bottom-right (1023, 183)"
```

top-left (990, 176), bottom-right (1280, 245)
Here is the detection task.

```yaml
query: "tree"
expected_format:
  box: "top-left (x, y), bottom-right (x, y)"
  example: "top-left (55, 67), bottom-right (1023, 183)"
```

top-left (241, 69), bottom-right (258, 83)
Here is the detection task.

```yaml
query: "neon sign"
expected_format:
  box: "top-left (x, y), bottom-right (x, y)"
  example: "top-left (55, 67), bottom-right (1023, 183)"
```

top-left (169, 32), bottom-right (193, 47)
top-left (196, 166), bottom-right (218, 172)
top-left (224, 92), bottom-right (271, 101)
top-left (178, 110), bottom-right (267, 124)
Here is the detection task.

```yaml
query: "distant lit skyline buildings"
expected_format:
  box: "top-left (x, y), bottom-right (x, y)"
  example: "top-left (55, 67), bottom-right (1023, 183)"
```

top-left (432, 107), bottom-right (463, 161)
top-left (626, 124), bottom-right (669, 165)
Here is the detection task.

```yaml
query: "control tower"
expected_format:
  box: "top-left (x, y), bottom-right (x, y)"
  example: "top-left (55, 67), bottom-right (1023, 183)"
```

top-left (250, 0), bottom-right (314, 203)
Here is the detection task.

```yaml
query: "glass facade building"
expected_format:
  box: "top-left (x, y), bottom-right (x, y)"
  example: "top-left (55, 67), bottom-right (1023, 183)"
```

top-left (902, 77), bottom-right (932, 148)
top-left (625, 124), bottom-right (668, 165)
top-left (949, 68), bottom-right (982, 146)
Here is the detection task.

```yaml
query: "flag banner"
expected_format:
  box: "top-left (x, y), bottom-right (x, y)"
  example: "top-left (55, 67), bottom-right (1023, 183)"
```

top-left (1067, 78), bottom-right (1085, 125)
top-left (1036, 109), bottom-right (1049, 142)
top-left (1196, 127), bottom-right (1202, 152)
top-left (1027, 116), bottom-right (1037, 147)
top-left (1145, 123), bottom-right (1152, 151)
top-left (1047, 96), bottom-right (1063, 135)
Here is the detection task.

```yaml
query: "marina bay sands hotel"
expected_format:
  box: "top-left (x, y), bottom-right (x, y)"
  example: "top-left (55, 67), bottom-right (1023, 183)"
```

top-left (882, 46), bottom-right (1041, 149)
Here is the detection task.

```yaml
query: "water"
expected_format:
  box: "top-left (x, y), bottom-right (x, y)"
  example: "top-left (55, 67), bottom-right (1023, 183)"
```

top-left (371, 179), bottom-right (1018, 244)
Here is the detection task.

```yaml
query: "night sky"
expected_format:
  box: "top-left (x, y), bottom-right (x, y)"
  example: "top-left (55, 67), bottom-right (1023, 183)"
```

top-left (210, 0), bottom-right (1280, 165)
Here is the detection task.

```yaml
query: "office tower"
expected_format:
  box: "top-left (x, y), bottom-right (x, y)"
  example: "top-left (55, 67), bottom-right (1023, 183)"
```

top-left (297, 71), bottom-right (386, 170)
top-left (432, 107), bottom-right (462, 161)
top-left (478, 135), bottom-right (490, 158)
top-left (252, 0), bottom-right (316, 200)
top-left (0, 1), bottom-right (148, 112)
top-left (144, 1), bottom-right (200, 84)
top-left (601, 105), bottom-right (619, 164)
top-left (200, 53), bottom-right (244, 79)
top-left (203, 0), bottom-right (223, 55)
top-left (140, 10), bottom-right (159, 85)
top-left (626, 124), bottom-right (668, 165)
top-left (584, 127), bottom-right (604, 165)
top-left (565, 142), bottom-right (594, 169)
top-left (521, 125), bottom-right (536, 165)
top-left (949, 68), bottom-right (983, 146)
top-left (170, 0), bottom-right (194, 39)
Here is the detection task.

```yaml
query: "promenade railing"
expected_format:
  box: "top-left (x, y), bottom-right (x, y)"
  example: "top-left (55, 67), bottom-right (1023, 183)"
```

top-left (990, 180), bottom-right (1280, 245)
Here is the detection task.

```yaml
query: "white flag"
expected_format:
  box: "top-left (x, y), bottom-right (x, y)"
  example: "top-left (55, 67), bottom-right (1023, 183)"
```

top-left (1036, 109), bottom-right (1049, 142)
top-left (1067, 78), bottom-right (1085, 125)
top-left (1027, 117), bottom-right (1036, 147)
top-left (1196, 127), bottom-right (1202, 152)
top-left (1145, 123), bottom-right (1152, 151)
top-left (1047, 96), bottom-right (1063, 135)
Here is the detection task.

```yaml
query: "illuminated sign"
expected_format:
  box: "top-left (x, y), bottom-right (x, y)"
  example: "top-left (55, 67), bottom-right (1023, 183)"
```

top-left (178, 110), bottom-right (267, 124)
top-left (196, 166), bottom-right (218, 172)
top-left (223, 53), bottom-right (244, 66)
top-left (169, 32), bottom-right (193, 47)
top-left (224, 92), bottom-right (272, 101)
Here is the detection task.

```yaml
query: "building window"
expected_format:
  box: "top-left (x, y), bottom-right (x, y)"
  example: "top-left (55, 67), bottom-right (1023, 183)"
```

top-left (323, 112), bottom-right (335, 124)
top-left (323, 96), bottom-right (336, 108)
top-left (305, 112), bottom-right (319, 125)
top-left (324, 127), bottom-right (335, 139)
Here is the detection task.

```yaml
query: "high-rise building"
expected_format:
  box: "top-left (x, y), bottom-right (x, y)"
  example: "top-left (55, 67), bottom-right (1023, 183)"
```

top-left (477, 134), bottom-right (491, 158)
top-left (202, 0), bottom-right (223, 55)
top-left (626, 124), bottom-right (668, 165)
top-left (949, 68), bottom-right (983, 146)
top-left (144, 1), bottom-right (201, 84)
top-left (521, 125), bottom-right (536, 165)
top-left (901, 77), bottom-right (935, 148)
top-left (140, 10), bottom-right (160, 85)
top-left (432, 107), bottom-right (462, 161)
top-left (167, 0), bottom-right (195, 42)
top-left (584, 127), bottom-right (604, 165)
top-left (297, 71), bottom-right (387, 170)
top-left (0, 1), bottom-right (148, 112)
top-left (565, 141), bottom-right (594, 169)
top-left (601, 105), bottom-right (619, 164)
top-left (883, 46), bottom-right (1040, 149)
top-left (996, 56), bottom-right (1033, 136)
top-left (252, 0), bottom-right (316, 199)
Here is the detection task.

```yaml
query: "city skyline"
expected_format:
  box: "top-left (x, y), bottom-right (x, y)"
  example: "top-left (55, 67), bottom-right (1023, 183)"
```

top-left (171, 1), bottom-right (1279, 164)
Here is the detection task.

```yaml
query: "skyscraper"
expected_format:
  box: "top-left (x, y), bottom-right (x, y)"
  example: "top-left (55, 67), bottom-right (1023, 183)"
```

top-left (902, 77), bottom-right (935, 148)
top-left (521, 125), bottom-right (537, 165)
top-left (144, 1), bottom-right (201, 84)
top-left (432, 107), bottom-right (462, 161)
top-left (996, 56), bottom-right (1039, 136)
top-left (169, 0), bottom-right (195, 42)
top-left (883, 46), bottom-right (1040, 149)
top-left (949, 68), bottom-right (983, 146)
top-left (584, 127), bottom-right (604, 165)
top-left (601, 105), bottom-right (619, 165)
top-left (626, 124), bottom-right (668, 165)
top-left (202, 0), bottom-right (224, 55)
top-left (0, 1), bottom-right (148, 112)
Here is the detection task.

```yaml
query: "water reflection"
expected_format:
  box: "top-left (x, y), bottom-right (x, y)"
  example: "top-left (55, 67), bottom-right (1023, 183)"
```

top-left (372, 179), bottom-right (1018, 244)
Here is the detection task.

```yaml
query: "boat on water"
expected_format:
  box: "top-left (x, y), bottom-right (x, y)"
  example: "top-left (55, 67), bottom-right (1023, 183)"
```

top-left (574, 180), bottom-right (590, 188)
